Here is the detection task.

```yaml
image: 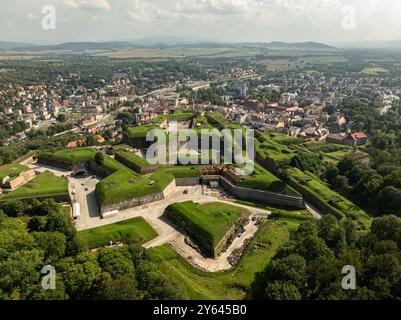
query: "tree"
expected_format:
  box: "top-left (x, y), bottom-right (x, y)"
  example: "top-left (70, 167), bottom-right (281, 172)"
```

top-left (295, 220), bottom-right (319, 241)
top-left (337, 157), bottom-right (355, 176)
top-left (92, 273), bottom-right (139, 300)
top-left (371, 215), bottom-right (401, 247)
top-left (291, 152), bottom-right (322, 174)
top-left (264, 254), bottom-right (307, 290)
top-left (46, 207), bottom-right (83, 255)
top-left (0, 249), bottom-right (44, 299)
top-left (296, 235), bottom-right (333, 261)
top-left (30, 199), bottom-right (59, 216)
top-left (32, 232), bottom-right (67, 262)
top-left (325, 165), bottom-right (339, 185)
top-left (96, 248), bottom-right (135, 279)
top-left (95, 152), bottom-right (105, 166)
top-left (57, 252), bottom-right (102, 300)
top-left (57, 114), bottom-right (67, 122)
top-left (0, 200), bottom-right (27, 217)
top-left (333, 175), bottom-right (349, 190)
top-left (377, 187), bottom-right (401, 215)
top-left (264, 282), bottom-right (302, 300)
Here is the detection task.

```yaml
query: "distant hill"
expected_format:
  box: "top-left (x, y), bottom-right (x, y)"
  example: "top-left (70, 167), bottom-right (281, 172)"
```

top-left (0, 40), bottom-right (335, 52)
top-left (0, 41), bottom-right (37, 50)
top-left (4, 41), bottom-right (145, 52)
top-left (236, 41), bottom-right (334, 50)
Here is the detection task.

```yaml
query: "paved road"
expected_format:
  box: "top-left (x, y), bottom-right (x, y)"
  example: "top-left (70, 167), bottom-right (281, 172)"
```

top-left (28, 162), bottom-right (100, 222)
top-left (27, 161), bottom-right (272, 272)
top-left (75, 184), bottom-right (271, 272)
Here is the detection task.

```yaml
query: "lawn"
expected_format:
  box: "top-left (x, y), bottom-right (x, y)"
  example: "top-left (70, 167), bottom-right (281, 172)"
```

top-left (165, 201), bottom-right (248, 251)
top-left (46, 148), bottom-right (97, 163)
top-left (115, 151), bottom-right (152, 170)
top-left (1, 171), bottom-right (68, 201)
top-left (0, 164), bottom-right (29, 181)
top-left (148, 219), bottom-right (294, 299)
top-left (125, 124), bottom-right (158, 139)
top-left (78, 217), bottom-right (158, 249)
top-left (238, 163), bottom-right (299, 196)
top-left (96, 164), bottom-right (202, 206)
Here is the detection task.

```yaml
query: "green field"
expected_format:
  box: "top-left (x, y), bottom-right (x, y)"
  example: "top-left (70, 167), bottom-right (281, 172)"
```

top-left (148, 219), bottom-right (295, 299)
top-left (0, 163), bottom-right (29, 181)
top-left (1, 171), bottom-right (68, 201)
top-left (78, 217), bottom-right (158, 249)
top-left (166, 201), bottom-right (248, 251)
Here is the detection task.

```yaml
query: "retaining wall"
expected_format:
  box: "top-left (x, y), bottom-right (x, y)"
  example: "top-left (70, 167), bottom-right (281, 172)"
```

top-left (287, 178), bottom-right (344, 219)
top-left (175, 177), bottom-right (200, 186)
top-left (203, 175), bottom-right (304, 208)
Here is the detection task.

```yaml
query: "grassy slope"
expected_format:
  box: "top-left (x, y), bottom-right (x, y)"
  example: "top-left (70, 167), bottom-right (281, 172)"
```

top-left (0, 164), bottom-right (29, 181)
top-left (238, 163), bottom-right (299, 196)
top-left (148, 219), bottom-right (296, 299)
top-left (116, 151), bottom-right (151, 169)
top-left (288, 167), bottom-right (371, 227)
top-left (167, 201), bottom-right (248, 248)
top-left (126, 124), bottom-right (158, 139)
top-left (49, 148), bottom-right (97, 162)
top-left (78, 217), bottom-right (158, 249)
top-left (1, 171), bottom-right (68, 200)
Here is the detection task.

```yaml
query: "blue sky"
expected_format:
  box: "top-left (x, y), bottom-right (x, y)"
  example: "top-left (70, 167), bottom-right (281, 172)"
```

top-left (0, 0), bottom-right (400, 44)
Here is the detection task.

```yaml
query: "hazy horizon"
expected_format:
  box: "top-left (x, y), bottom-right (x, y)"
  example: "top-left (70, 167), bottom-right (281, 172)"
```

top-left (1, 0), bottom-right (401, 46)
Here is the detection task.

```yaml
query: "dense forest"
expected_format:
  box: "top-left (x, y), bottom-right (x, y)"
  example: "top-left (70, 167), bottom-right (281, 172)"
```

top-left (250, 215), bottom-right (401, 300)
top-left (0, 199), bottom-right (180, 300)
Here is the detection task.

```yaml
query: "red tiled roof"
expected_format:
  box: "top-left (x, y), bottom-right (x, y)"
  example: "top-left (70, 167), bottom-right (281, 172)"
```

top-left (352, 132), bottom-right (367, 139)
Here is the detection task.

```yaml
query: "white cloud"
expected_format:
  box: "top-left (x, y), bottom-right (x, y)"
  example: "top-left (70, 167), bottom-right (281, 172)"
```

top-left (63, 0), bottom-right (111, 11)
top-left (2, 0), bottom-right (401, 43)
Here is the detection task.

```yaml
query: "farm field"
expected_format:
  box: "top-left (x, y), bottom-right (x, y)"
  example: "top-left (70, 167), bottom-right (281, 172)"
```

top-left (91, 47), bottom-right (266, 59)
top-left (78, 217), bottom-right (158, 249)
top-left (361, 67), bottom-right (389, 75)
top-left (0, 171), bottom-right (68, 201)
top-left (258, 53), bottom-right (347, 71)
